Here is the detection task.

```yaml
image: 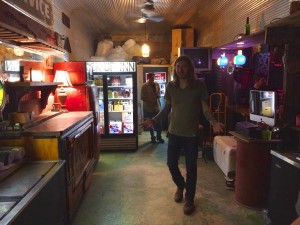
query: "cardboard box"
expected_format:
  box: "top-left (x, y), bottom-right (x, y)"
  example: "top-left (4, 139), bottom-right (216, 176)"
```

top-left (109, 121), bottom-right (122, 134)
top-left (123, 122), bottom-right (134, 134)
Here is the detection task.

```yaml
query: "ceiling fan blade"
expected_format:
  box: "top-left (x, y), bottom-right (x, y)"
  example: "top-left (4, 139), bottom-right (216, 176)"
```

top-left (148, 17), bottom-right (164, 22)
top-left (138, 0), bottom-right (167, 8)
top-left (141, 8), bottom-right (160, 17)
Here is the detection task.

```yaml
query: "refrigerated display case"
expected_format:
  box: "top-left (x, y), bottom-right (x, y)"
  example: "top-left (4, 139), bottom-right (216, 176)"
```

top-left (137, 65), bottom-right (171, 131)
top-left (86, 61), bottom-right (138, 151)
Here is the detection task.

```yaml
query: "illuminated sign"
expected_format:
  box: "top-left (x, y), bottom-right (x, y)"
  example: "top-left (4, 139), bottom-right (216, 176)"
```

top-left (87, 62), bottom-right (136, 73)
top-left (4, 60), bottom-right (20, 72)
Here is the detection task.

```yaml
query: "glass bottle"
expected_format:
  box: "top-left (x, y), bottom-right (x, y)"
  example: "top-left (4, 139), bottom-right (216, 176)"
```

top-left (245, 17), bottom-right (250, 36)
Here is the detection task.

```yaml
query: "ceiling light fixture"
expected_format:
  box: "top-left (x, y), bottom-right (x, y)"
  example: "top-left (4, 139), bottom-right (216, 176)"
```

top-left (217, 53), bottom-right (229, 68)
top-left (141, 22), bottom-right (150, 57)
top-left (13, 47), bottom-right (24, 56)
top-left (234, 50), bottom-right (246, 66)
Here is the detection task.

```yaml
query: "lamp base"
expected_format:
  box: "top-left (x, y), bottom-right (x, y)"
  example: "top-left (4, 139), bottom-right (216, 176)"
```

top-left (60, 105), bottom-right (68, 112)
top-left (57, 92), bottom-right (68, 111)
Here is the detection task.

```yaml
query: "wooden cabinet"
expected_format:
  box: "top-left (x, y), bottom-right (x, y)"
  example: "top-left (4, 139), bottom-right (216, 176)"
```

top-left (268, 151), bottom-right (300, 225)
top-left (22, 111), bottom-right (96, 220)
top-left (172, 28), bottom-right (194, 56)
top-left (0, 111), bottom-right (97, 222)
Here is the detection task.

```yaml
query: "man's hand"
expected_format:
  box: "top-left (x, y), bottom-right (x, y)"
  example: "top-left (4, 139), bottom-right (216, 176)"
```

top-left (212, 121), bottom-right (224, 134)
top-left (140, 118), bottom-right (154, 129)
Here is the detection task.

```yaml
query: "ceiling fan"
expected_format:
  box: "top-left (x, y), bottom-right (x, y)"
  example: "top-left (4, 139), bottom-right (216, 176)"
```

top-left (134, 0), bottom-right (165, 23)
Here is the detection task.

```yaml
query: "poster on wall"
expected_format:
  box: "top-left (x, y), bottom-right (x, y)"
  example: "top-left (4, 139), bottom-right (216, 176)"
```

top-left (145, 72), bottom-right (167, 96)
top-left (145, 72), bottom-right (166, 83)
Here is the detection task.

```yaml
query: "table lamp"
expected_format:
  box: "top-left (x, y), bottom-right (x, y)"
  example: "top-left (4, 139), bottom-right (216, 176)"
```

top-left (53, 70), bottom-right (72, 111)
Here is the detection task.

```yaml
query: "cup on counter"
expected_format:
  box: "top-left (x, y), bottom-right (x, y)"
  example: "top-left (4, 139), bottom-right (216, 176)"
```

top-left (261, 130), bottom-right (272, 140)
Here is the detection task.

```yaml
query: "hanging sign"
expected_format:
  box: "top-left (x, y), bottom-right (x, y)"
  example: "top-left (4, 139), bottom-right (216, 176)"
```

top-left (87, 62), bottom-right (136, 73)
top-left (4, 0), bottom-right (53, 27)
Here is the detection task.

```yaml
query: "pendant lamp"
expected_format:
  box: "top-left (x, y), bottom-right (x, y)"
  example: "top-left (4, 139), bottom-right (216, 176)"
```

top-left (217, 53), bottom-right (229, 67)
top-left (141, 22), bottom-right (150, 57)
top-left (234, 50), bottom-right (246, 66)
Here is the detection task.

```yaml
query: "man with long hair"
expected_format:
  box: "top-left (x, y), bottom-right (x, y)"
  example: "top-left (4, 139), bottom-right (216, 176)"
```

top-left (142, 55), bottom-right (223, 215)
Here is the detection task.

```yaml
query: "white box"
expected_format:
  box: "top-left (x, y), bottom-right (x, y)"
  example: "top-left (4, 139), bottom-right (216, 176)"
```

top-left (213, 136), bottom-right (237, 178)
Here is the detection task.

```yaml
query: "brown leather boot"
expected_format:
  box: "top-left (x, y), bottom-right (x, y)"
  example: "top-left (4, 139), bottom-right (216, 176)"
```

top-left (183, 199), bottom-right (195, 215)
top-left (174, 187), bottom-right (184, 202)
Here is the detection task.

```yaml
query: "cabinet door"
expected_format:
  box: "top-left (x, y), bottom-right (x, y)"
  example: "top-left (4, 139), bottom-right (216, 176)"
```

top-left (268, 156), bottom-right (300, 225)
top-left (63, 122), bottom-right (94, 219)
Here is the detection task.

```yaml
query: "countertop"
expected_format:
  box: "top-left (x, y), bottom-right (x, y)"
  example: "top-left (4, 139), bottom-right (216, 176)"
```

top-left (229, 131), bottom-right (282, 144)
top-left (0, 111), bottom-right (93, 138)
top-left (23, 111), bottom-right (93, 137)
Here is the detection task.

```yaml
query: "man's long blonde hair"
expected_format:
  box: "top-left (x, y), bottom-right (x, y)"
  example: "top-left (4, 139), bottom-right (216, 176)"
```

top-left (173, 55), bottom-right (196, 88)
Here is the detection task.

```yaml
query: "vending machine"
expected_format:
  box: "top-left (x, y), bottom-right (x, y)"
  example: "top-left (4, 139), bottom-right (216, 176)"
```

top-left (86, 61), bottom-right (138, 151)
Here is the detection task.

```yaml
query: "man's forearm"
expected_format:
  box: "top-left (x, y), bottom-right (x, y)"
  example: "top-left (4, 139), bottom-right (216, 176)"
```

top-left (152, 103), bottom-right (171, 123)
top-left (203, 109), bottom-right (217, 126)
top-left (202, 101), bottom-right (217, 126)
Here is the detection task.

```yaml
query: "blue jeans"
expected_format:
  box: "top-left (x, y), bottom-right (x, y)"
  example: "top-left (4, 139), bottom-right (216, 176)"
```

top-left (143, 110), bottom-right (162, 139)
top-left (167, 133), bottom-right (198, 201)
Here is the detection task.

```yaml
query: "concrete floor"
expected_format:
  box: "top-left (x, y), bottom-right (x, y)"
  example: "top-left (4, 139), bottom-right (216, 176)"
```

top-left (71, 132), bottom-right (264, 225)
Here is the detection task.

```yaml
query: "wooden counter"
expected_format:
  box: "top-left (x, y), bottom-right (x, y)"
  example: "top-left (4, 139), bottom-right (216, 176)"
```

top-left (229, 131), bottom-right (282, 210)
top-left (23, 111), bottom-right (93, 137)
top-left (0, 111), bottom-right (97, 222)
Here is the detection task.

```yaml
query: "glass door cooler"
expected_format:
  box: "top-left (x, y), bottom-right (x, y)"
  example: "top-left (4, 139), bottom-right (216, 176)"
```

top-left (86, 61), bottom-right (138, 151)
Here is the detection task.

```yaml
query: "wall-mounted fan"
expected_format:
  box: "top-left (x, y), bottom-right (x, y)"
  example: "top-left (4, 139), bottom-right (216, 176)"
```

top-left (134, 0), bottom-right (165, 23)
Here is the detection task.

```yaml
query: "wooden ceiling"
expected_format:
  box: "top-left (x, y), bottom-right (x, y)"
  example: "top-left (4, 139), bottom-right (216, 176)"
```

top-left (54, 0), bottom-right (227, 36)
